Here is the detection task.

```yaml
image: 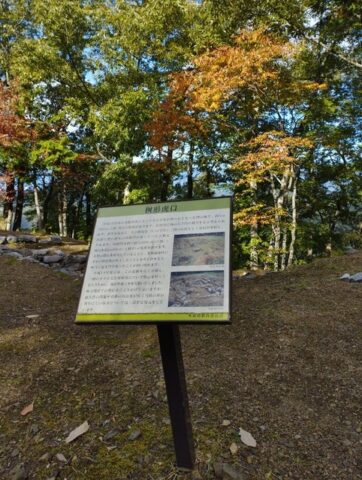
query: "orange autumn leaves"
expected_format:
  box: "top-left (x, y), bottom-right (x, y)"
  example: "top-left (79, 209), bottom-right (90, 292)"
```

top-left (146, 28), bottom-right (318, 157)
top-left (233, 131), bottom-right (311, 186)
top-left (189, 29), bottom-right (293, 112)
top-left (146, 28), bottom-right (295, 151)
top-left (233, 131), bottom-right (311, 227)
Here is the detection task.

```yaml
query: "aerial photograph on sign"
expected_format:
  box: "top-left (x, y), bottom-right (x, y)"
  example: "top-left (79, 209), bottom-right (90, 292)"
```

top-left (171, 232), bottom-right (225, 266)
top-left (168, 271), bottom-right (224, 307)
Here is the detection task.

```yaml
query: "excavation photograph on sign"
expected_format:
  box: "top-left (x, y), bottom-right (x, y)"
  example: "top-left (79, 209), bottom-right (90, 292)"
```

top-left (76, 197), bottom-right (232, 324)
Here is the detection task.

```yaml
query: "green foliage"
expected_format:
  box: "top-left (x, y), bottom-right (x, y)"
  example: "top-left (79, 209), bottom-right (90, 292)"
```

top-left (30, 137), bottom-right (77, 171)
top-left (91, 155), bottom-right (132, 206)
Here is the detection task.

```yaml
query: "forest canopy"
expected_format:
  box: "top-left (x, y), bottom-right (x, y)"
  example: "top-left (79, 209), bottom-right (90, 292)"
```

top-left (0, 0), bottom-right (361, 270)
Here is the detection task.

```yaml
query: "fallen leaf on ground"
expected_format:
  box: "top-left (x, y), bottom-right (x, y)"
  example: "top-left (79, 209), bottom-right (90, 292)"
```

top-left (239, 427), bottom-right (257, 447)
top-left (65, 421), bottom-right (89, 443)
top-left (20, 402), bottom-right (34, 416)
top-left (230, 442), bottom-right (238, 455)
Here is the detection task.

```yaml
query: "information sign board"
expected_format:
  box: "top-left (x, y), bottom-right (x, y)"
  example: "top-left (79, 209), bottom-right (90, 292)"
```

top-left (76, 197), bottom-right (232, 324)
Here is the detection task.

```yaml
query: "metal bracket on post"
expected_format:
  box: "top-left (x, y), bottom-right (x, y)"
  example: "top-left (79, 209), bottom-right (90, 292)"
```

top-left (157, 324), bottom-right (195, 470)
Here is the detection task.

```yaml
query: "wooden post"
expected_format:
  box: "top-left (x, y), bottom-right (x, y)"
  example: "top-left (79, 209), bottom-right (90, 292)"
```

top-left (157, 324), bottom-right (195, 470)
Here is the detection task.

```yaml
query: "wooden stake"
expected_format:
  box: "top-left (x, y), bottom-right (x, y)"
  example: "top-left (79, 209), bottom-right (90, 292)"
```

top-left (157, 324), bottom-right (195, 470)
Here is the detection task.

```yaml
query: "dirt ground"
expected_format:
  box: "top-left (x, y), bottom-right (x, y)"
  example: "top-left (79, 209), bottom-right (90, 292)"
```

top-left (0, 251), bottom-right (361, 479)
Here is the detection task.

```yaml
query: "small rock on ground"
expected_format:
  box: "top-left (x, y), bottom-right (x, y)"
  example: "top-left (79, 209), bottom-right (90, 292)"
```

top-left (43, 255), bottom-right (63, 264)
top-left (7, 252), bottom-right (23, 258)
top-left (6, 235), bottom-right (18, 243)
top-left (18, 235), bottom-right (37, 243)
top-left (340, 272), bottom-right (362, 282)
top-left (350, 272), bottom-right (362, 282)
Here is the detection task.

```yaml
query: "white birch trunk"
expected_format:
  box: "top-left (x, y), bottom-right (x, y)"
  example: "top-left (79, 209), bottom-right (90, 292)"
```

top-left (273, 222), bottom-right (280, 271)
top-left (5, 209), bottom-right (13, 231)
top-left (249, 180), bottom-right (259, 269)
top-left (33, 184), bottom-right (43, 230)
top-left (58, 183), bottom-right (67, 237)
top-left (281, 228), bottom-right (288, 271)
top-left (272, 171), bottom-right (290, 271)
top-left (250, 222), bottom-right (259, 270)
top-left (287, 175), bottom-right (297, 267)
top-left (266, 238), bottom-right (274, 270)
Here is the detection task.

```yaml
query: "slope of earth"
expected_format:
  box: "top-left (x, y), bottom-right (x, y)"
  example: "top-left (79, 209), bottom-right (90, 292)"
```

top-left (0, 252), bottom-right (361, 480)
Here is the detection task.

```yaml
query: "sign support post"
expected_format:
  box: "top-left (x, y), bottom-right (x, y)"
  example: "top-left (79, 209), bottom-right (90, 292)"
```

top-left (157, 324), bottom-right (195, 470)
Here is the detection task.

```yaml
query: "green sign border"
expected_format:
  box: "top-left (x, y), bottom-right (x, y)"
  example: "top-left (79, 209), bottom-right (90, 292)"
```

top-left (98, 197), bottom-right (230, 217)
top-left (76, 312), bottom-right (229, 323)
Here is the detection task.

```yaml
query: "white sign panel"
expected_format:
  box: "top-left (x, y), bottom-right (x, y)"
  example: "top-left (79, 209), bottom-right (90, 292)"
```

top-left (76, 197), bottom-right (231, 323)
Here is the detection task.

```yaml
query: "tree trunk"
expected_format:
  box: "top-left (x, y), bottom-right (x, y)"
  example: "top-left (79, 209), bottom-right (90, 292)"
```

top-left (249, 180), bottom-right (259, 269)
top-left (266, 238), bottom-right (274, 270)
top-left (273, 221), bottom-right (281, 271)
top-left (271, 180), bottom-right (282, 272)
top-left (187, 143), bottom-right (194, 199)
top-left (326, 219), bottom-right (336, 256)
top-left (3, 171), bottom-right (15, 231)
top-left (160, 147), bottom-right (173, 202)
top-left (12, 177), bottom-right (24, 231)
top-left (249, 222), bottom-right (259, 270)
top-left (33, 180), bottom-right (43, 230)
top-left (123, 183), bottom-right (130, 204)
top-left (43, 176), bottom-right (54, 229)
top-left (205, 168), bottom-right (212, 197)
top-left (58, 182), bottom-right (67, 237)
top-left (72, 189), bottom-right (85, 239)
top-left (271, 172), bottom-right (289, 271)
top-left (85, 191), bottom-right (92, 239)
top-left (68, 193), bottom-right (76, 239)
top-left (280, 228), bottom-right (288, 271)
top-left (287, 176), bottom-right (297, 267)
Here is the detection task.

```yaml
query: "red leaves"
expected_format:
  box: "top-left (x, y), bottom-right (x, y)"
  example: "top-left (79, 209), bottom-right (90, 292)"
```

top-left (145, 89), bottom-right (206, 152)
top-left (0, 82), bottom-right (36, 148)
